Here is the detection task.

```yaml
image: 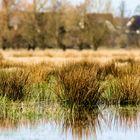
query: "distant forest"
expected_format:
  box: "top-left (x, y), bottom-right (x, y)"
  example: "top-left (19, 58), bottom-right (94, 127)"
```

top-left (0, 0), bottom-right (139, 50)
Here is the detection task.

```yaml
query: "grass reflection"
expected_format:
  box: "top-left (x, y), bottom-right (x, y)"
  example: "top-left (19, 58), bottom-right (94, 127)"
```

top-left (0, 101), bottom-right (52, 129)
top-left (106, 106), bottom-right (140, 131)
top-left (0, 102), bottom-right (140, 140)
top-left (55, 107), bottom-right (104, 140)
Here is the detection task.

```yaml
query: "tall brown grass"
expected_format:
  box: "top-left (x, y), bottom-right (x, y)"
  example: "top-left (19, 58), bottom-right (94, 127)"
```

top-left (0, 69), bottom-right (30, 101)
top-left (0, 52), bottom-right (3, 61)
top-left (55, 61), bottom-right (101, 108)
top-left (0, 61), bottom-right (54, 102)
top-left (97, 62), bottom-right (119, 80)
top-left (28, 62), bottom-right (54, 83)
top-left (0, 53), bottom-right (140, 107)
top-left (0, 60), bottom-right (26, 69)
top-left (24, 62), bottom-right (55, 102)
top-left (52, 59), bottom-right (140, 107)
top-left (101, 58), bottom-right (140, 105)
top-left (103, 75), bottom-right (140, 105)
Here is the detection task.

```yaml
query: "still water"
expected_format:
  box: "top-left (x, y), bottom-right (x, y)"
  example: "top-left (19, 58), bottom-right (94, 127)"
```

top-left (0, 105), bottom-right (140, 140)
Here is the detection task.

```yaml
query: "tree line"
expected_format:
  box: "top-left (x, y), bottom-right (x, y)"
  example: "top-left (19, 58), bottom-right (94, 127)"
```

top-left (0, 0), bottom-right (138, 50)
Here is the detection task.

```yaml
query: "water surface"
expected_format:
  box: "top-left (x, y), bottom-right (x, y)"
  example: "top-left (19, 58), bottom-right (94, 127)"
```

top-left (0, 105), bottom-right (140, 140)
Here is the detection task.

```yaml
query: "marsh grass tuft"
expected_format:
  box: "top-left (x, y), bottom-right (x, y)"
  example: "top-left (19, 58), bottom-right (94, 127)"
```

top-left (0, 60), bottom-right (26, 69)
top-left (117, 75), bottom-right (140, 105)
top-left (28, 62), bottom-right (52, 83)
top-left (0, 52), bottom-right (3, 61)
top-left (103, 75), bottom-right (140, 105)
top-left (114, 57), bottom-right (135, 64)
top-left (55, 61), bottom-right (101, 109)
top-left (0, 57), bottom-right (140, 108)
top-left (97, 61), bottom-right (119, 80)
top-left (0, 61), bottom-right (55, 103)
top-left (0, 69), bottom-right (30, 101)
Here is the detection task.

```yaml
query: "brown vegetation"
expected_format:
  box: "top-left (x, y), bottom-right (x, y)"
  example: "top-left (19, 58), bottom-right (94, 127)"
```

top-left (0, 69), bottom-right (30, 101)
top-left (0, 50), bottom-right (140, 108)
top-left (0, 0), bottom-right (134, 50)
top-left (55, 61), bottom-right (101, 108)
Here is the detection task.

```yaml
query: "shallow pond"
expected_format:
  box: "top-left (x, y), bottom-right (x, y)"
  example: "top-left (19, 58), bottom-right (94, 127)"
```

top-left (0, 105), bottom-right (140, 140)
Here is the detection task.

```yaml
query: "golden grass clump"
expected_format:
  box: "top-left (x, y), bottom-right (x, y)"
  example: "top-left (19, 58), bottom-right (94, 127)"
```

top-left (55, 61), bottom-right (101, 108)
top-left (0, 52), bottom-right (3, 61)
top-left (0, 60), bottom-right (26, 69)
top-left (105, 75), bottom-right (140, 105)
top-left (13, 51), bottom-right (33, 57)
top-left (99, 59), bottom-right (140, 80)
top-left (114, 57), bottom-right (135, 64)
top-left (97, 62), bottom-right (119, 80)
top-left (116, 107), bottom-right (139, 129)
top-left (0, 49), bottom-right (140, 107)
top-left (0, 69), bottom-right (30, 101)
top-left (0, 61), bottom-right (54, 102)
top-left (28, 62), bottom-right (54, 84)
top-left (116, 60), bottom-right (140, 77)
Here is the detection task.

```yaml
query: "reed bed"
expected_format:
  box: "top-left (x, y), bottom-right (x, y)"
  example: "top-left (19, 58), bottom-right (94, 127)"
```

top-left (54, 59), bottom-right (140, 108)
top-left (0, 61), bottom-right (54, 102)
top-left (0, 50), bottom-right (140, 108)
top-left (57, 108), bottom-right (99, 140)
top-left (0, 69), bottom-right (30, 101)
top-left (54, 61), bottom-right (102, 109)
top-left (1, 50), bottom-right (140, 134)
top-left (106, 75), bottom-right (140, 105)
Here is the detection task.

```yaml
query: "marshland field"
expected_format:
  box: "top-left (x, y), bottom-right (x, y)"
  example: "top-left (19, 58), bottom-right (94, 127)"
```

top-left (0, 48), bottom-right (140, 140)
top-left (0, 0), bottom-right (140, 139)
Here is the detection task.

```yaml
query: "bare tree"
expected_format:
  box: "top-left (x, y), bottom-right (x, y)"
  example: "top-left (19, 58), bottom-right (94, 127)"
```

top-left (75, 0), bottom-right (112, 50)
top-left (104, 0), bottom-right (112, 13)
top-left (0, 0), bottom-right (114, 50)
top-left (0, 0), bottom-right (20, 49)
top-left (18, 0), bottom-right (50, 49)
top-left (1, 0), bottom-right (20, 28)
top-left (119, 0), bottom-right (126, 18)
top-left (84, 0), bottom-right (112, 13)
top-left (134, 5), bottom-right (140, 15)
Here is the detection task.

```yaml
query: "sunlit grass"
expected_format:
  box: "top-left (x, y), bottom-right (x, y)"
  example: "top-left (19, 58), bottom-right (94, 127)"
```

top-left (55, 61), bottom-right (102, 109)
top-left (0, 69), bottom-right (30, 101)
top-left (0, 50), bottom-right (140, 108)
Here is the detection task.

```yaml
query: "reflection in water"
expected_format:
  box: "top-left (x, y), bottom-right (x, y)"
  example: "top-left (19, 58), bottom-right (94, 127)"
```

top-left (0, 104), bottom-right (140, 140)
top-left (59, 108), bottom-right (102, 140)
top-left (111, 107), bottom-right (139, 130)
top-left (97, 107), bottom-right (140, 140)
top-left (0, 102), bottom-right (49, 130)
top-left (56, 106), bottom-right (140, 140)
